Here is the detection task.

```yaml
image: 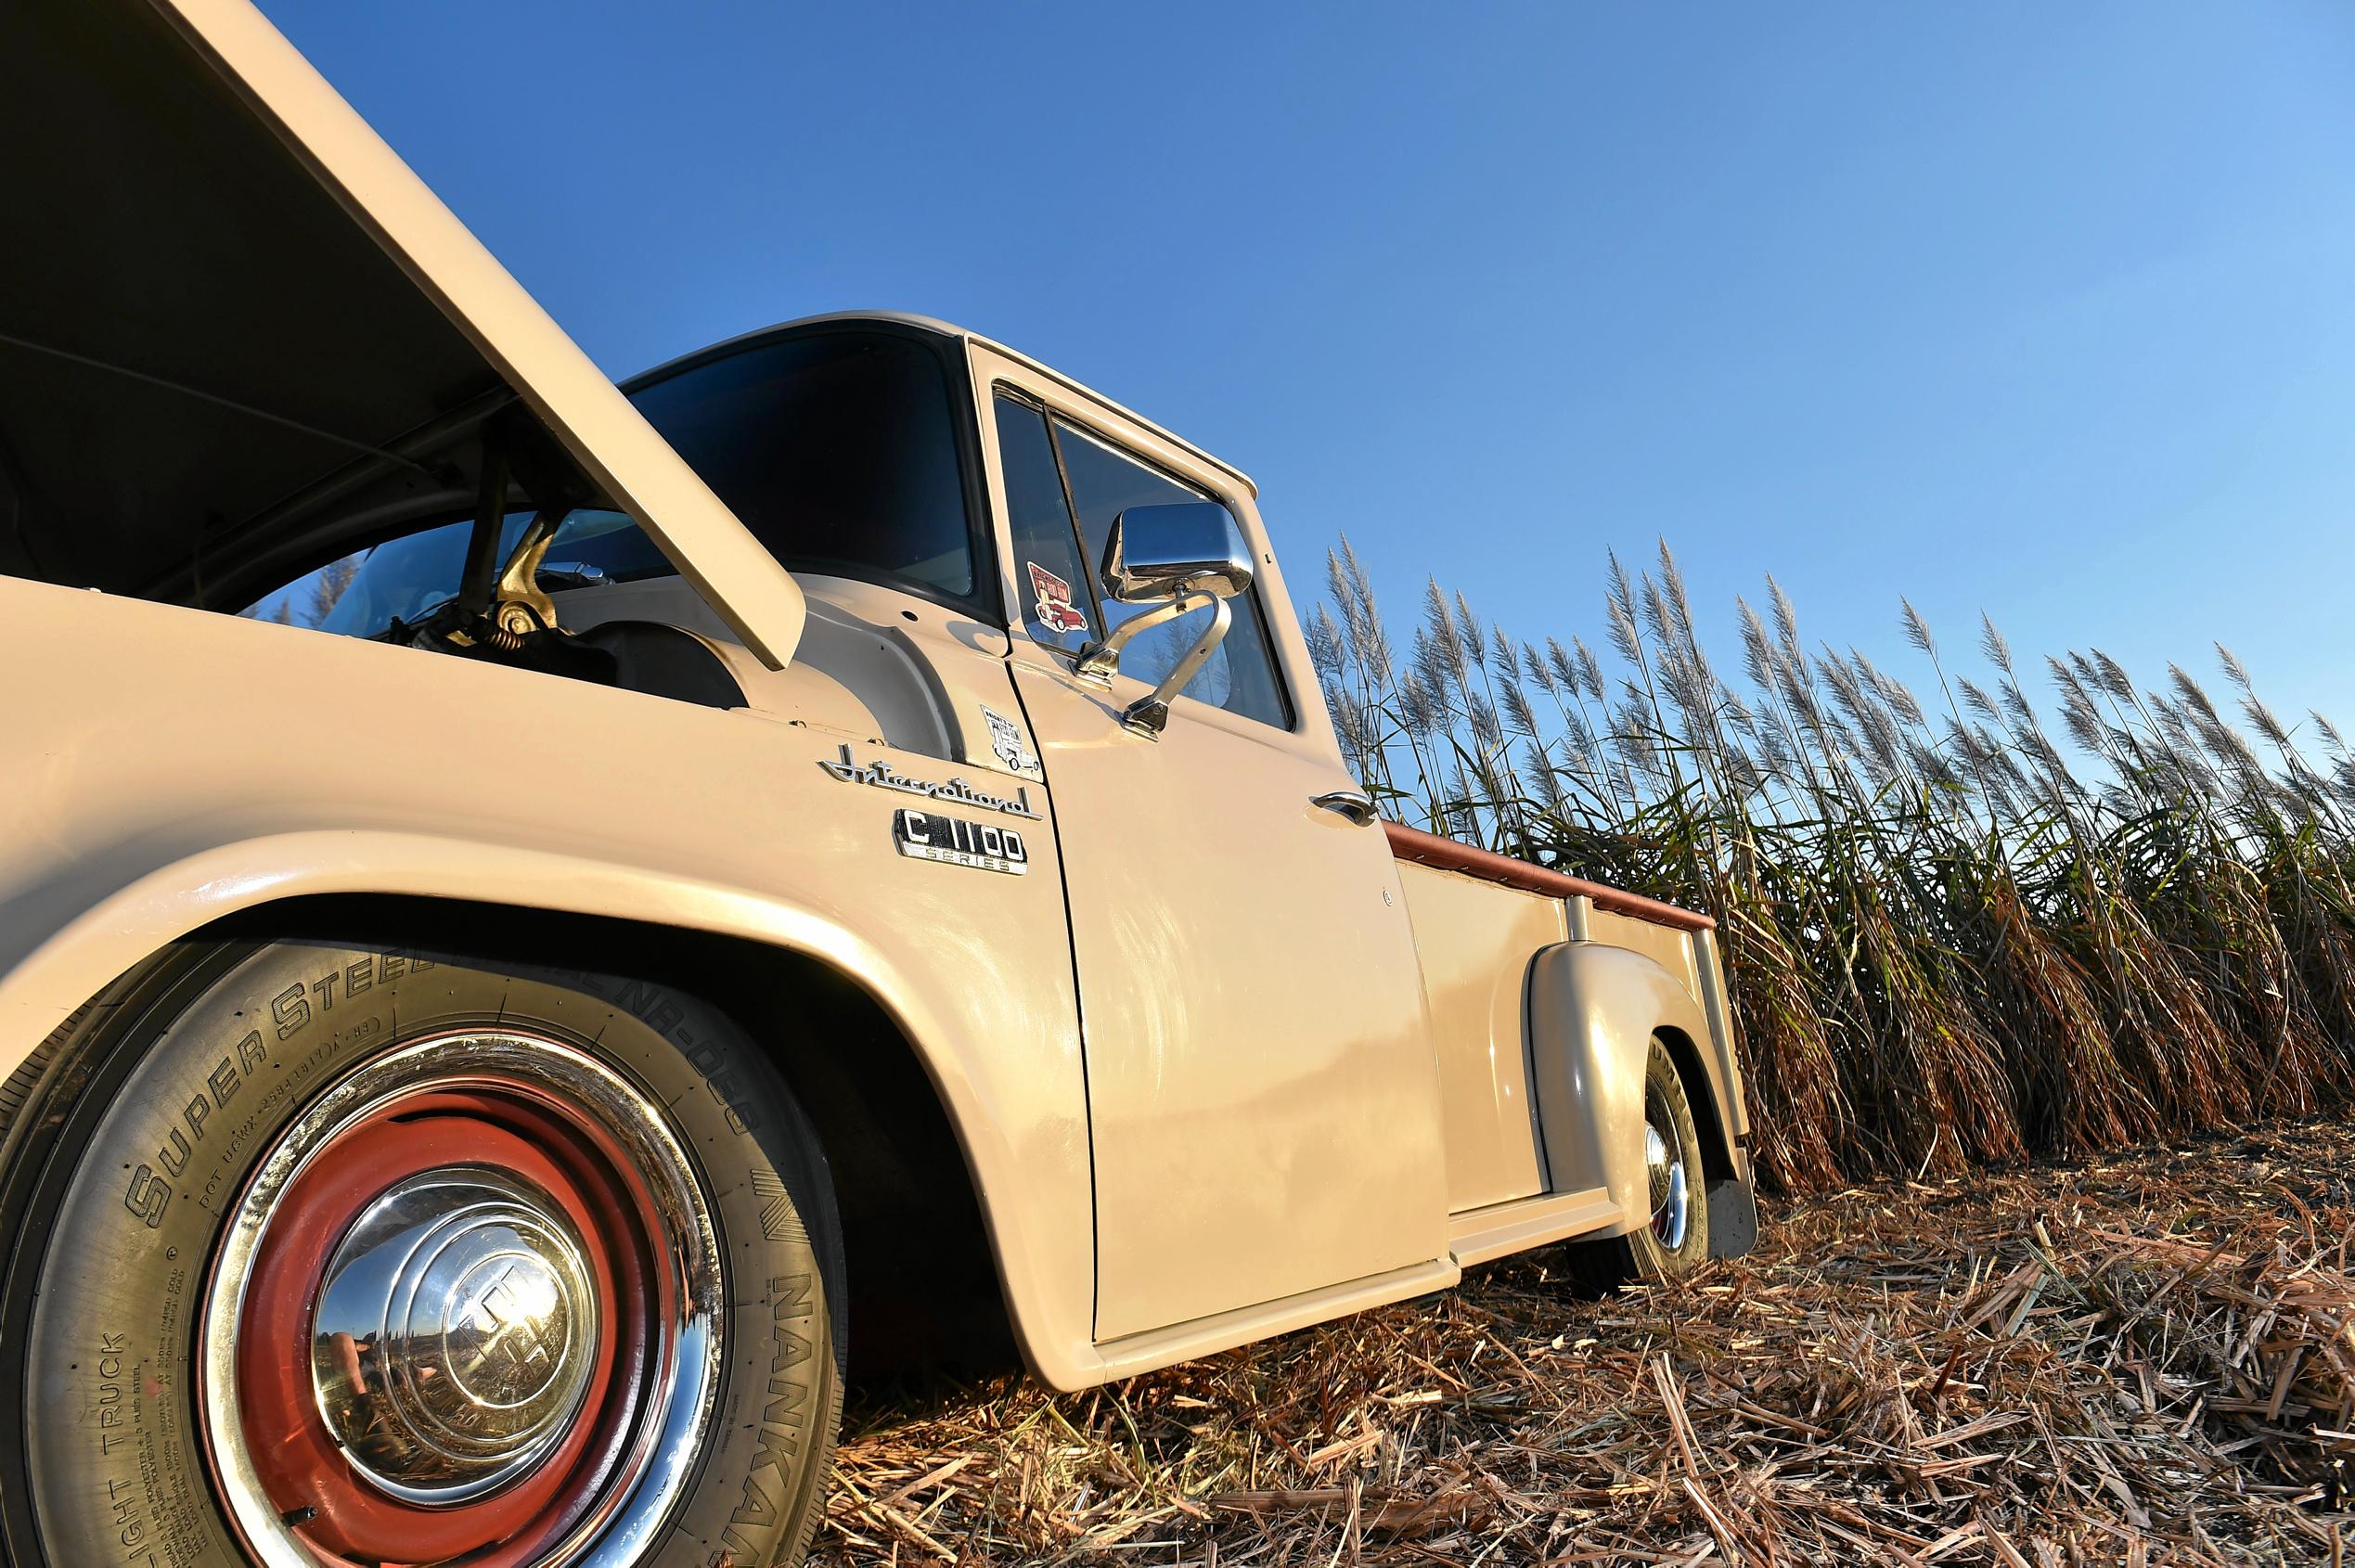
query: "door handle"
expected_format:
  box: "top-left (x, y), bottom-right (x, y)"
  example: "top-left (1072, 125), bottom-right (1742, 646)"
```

top-left (1311, 789), bottom-right (1379, 827)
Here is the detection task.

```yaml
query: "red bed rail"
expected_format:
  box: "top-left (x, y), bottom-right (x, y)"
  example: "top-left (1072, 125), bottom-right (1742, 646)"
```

top-left (1382, 820), bottom-right (1716, 933)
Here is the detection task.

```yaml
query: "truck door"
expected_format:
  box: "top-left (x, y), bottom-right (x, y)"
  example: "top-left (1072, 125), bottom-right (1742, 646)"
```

top-left (976, 357), bottom-right (1448, 1343)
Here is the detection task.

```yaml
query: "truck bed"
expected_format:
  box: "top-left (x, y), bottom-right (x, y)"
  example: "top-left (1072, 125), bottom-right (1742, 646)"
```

top-left (1382, 820), bottom-right (1748, 1253)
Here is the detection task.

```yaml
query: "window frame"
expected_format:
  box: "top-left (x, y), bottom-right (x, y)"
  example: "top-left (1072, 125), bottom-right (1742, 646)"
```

top-left (984, 377), bottom-right (1298, 735)
top-left (989, 387), bottom-right (1100, 651)
top-left (618, 318), bottom-right (1004, 624)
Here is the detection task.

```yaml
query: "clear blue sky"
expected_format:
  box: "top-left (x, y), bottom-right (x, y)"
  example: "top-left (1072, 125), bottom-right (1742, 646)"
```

top-left (263, 1), bottom-right (2355, 739)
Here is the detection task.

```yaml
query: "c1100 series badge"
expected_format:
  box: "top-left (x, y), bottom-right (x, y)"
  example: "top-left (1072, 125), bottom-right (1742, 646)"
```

top-left (894, 808), bottom-right (1029, 875)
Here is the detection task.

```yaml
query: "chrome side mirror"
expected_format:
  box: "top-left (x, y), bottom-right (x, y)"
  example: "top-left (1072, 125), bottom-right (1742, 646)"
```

top-left (1074, 503), bottom-right (1255, 737)
top-left (1100, 501), bottom-right (1254, 603)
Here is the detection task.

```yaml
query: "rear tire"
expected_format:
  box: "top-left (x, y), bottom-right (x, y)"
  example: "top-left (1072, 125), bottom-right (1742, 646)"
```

top-left (1569, 1035), bottom-right (1710, 1290)
top-left (0, 939), bottom-right (844, 1568)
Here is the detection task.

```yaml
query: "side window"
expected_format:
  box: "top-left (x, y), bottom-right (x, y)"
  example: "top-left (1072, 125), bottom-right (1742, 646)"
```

top-left (993, 393), bottom-right (1095, 654)
top-left (1049, 418), bottom-right (1292, 729)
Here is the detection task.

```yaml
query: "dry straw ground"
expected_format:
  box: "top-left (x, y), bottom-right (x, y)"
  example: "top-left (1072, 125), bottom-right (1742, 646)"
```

top-left (816, 1118), bottom-right (2353, 1566)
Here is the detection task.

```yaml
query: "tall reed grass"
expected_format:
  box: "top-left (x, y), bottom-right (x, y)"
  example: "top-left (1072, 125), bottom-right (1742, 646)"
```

top-left (1308, 538), bottom-right (2355, 1193)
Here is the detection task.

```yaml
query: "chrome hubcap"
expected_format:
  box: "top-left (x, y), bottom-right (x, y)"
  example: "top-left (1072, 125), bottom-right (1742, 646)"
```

top-left (1644, 1107), bottom-right (1690, 1251)
top-left (199, 1031), bottom-right (727, 1568)
top-left (312, 1167), bottom-right (600, 1506)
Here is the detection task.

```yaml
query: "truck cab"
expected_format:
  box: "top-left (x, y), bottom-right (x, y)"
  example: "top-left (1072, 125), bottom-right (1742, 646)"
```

top-left (251, 308), bottom-right (1761, 1346)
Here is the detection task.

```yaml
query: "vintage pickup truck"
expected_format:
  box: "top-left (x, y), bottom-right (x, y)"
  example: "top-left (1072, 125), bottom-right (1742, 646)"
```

top-left (0, 3), bottom-right (1757, 1565)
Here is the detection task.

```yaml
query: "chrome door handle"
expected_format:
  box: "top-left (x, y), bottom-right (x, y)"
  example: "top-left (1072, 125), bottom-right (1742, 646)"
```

top-left (1311, 789), bottom-right (1378, 826)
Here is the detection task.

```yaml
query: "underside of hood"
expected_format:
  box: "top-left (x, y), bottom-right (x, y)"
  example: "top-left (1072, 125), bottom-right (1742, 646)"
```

top-left (0, 0), bottom-right (804, 665)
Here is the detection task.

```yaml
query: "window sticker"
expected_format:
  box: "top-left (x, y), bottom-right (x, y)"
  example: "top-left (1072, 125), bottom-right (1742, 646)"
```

top-left (1026, 560), bottom-right (1089, 636)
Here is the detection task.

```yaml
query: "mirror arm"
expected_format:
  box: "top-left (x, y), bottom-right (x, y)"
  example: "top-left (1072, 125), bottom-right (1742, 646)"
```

top-left (1073, 587), bottom-right (1218, 686)
top-left (1120, 595), bottom-right (1231, 737)
top-left (1069, 588), bottom-right (1235, 738)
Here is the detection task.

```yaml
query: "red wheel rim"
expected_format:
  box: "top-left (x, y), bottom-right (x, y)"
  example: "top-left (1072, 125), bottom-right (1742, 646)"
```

top-left (198, 1033), bottom-right (725, 1568)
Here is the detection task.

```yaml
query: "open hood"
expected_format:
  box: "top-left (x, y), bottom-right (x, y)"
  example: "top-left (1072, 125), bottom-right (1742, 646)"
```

top-left (0, 0), bottom-right (804, 666)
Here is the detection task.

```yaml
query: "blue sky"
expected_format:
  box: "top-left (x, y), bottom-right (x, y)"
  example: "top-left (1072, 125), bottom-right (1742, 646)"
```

top-left (263, 1), bottom-right (2355, 740)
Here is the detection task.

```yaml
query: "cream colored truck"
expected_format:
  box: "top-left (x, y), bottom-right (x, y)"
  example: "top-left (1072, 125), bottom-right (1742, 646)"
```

top-left (0, 3), bottom-right (1758, 1564)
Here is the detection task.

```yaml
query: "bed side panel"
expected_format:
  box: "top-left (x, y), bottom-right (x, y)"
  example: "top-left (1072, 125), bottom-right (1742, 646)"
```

top-left (1585, 906), bottom-right (1701, 999)
top-left (1395, 861), bottom-right (1562, 1213)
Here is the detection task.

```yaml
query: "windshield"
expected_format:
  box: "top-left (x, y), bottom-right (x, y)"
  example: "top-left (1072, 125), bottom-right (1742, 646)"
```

top-left (247, 328), bottom-right (980, 635)
top-left (251, 508), bottom-right (670, 634)
top-left (624, 328), bottom-right (976, 601)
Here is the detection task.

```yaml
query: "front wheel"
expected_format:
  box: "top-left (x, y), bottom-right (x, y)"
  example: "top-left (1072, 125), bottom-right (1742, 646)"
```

top-left (1570, 1035), bottom-right (1710, 1290)
top-left (0, 940), bottom-right (843, 1568)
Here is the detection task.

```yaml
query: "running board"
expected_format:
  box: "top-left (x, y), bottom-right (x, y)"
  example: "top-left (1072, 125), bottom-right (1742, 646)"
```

top-left (1085, 1256), bottom-right (1460, 1383)
top-left (1448, 1187), bottom-right (1620, 1267)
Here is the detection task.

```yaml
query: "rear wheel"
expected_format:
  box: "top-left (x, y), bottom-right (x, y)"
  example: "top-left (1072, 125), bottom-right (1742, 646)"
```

top-left (1570, 1035), bottom-right (1710, 1289)
top-left (0, 940), bottom-right (843, 1568)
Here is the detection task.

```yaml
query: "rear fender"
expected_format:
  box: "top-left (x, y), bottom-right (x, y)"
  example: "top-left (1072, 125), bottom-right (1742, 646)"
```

top-left (1526, 941), bottom-right (1719, 1241)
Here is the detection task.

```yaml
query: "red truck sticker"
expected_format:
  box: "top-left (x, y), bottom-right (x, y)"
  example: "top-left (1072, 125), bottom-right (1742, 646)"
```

top-left (1026, 561), bottom-right (1089, 636)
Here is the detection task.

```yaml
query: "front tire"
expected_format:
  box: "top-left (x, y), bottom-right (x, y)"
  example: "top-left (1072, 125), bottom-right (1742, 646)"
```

top-left (0, 939), bottom-right (843, 1568)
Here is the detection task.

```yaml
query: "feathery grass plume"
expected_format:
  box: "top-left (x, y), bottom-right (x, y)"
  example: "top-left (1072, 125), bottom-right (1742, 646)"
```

top-left (1326, 687), bottom-right (1374, 765)
top-left (1859, 650), bottom-right (1925, 729)
top-left (1522, 641), bottom-right (1553, 694)
top-left (1422, 580), bottom-right (1468, 695)
top-left (1304, 605), bottom-right (1344, 682)
top-left (2217, 641), bottom-right (2255, 695)
top-left (2091, 648), bottom-right (2136, 704)
top-left (1737, 598), bottom-right (1780, 694)
top-left (1457, 592), bottom-right (1486, 668)
top-left (1313, 546), bottom-right (2355, 1193)
top-left (1409, 629), bottom-right (1451, 719)
top-left (1525, 739), bottom-right (1567, 813)
top-left (1900, 596), bottom-right (1937, 656)
top-left (1604, 571), bottom-right (1644, 672)
top-left (1323, 550), bottom-right (1363, 650)
top-left (1768, 575), bottom-right (1801, 657)
top-left (1500, 677), bottom-right (1539, 739)
top-left (1466, 691), bottom-right (1504, 752)
top-left (1544, 637), bottom-right (1577, 693)
top-left (1398, 670), bottom-right (1444, 742)
top-left (2051, 658), bottom-right (2108, 756)
top-left (1573, 638), bottom-right (1606, 704)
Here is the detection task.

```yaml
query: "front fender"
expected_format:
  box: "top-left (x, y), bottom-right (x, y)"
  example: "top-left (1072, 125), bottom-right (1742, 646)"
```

top-left (0, 826), bottom-right (1102, 1386)
top-left (0, 829), bottom-right (875, 1056)
top-left (0, 571), bottom-right (1108, 1381)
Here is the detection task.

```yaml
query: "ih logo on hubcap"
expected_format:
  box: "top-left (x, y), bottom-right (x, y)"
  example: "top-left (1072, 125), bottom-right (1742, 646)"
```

top-left (447, 1255), bottom-right (572, 1408)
